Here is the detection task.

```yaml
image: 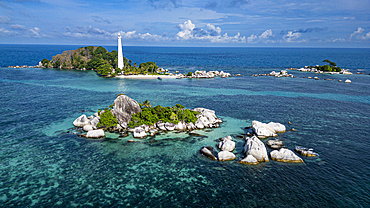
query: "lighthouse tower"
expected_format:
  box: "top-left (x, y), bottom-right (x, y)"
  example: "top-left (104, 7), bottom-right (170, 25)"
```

top-left (117, 33), bottom-right (124, 69)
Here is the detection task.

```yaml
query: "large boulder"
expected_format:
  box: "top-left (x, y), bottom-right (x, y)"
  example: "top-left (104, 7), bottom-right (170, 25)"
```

top-left (267, 122), bottom-right (286, 133)
top-left (199, 146), bottom-right (218, 161)
top-left (218, 151), bottom-right (236, 161)
top-left (243, 136), bottom-right (269, 162)
top-left (133, 127), bottom-right (147, 138)
top-left (165, 122), bottom-right (176, 131)
top-left (83, 125), bottom-right (94, 132)
top-left (90, 117), bottom-right (100, 128)
top-left (156, 121), bottom-right (167, 131)
top-left (111, 94), bottom-right (141, 128)
top-left (73, 114), bottom-right (91, 127)
top-left (217, 136), bottom-right (235, 152)
top-left (270, 148), bottom-right (304, 163)
top-left (86, 129), bottom-right (105, 138)
top-left (193, 108), bottom-right (222, 129)
top-left (186, 122), bottom-right (196, 130)
top-left (252, 120), bottom-right (277, 138)
top-left (238, 155), bottom-right (259, 165)
top-left (175, 121), bottom-right (187, 131)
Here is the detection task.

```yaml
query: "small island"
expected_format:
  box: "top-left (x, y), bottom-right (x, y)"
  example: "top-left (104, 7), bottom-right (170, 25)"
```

top-left (73, 94), bottom-right (222, 139)
top-left (38, 46), bottom-right (164, 77)
top-left (287, 59), bottom-right (353, 74)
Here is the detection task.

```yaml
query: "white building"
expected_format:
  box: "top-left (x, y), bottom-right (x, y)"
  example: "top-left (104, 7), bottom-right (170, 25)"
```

top-left (117, 33), bottom-right (124, 69)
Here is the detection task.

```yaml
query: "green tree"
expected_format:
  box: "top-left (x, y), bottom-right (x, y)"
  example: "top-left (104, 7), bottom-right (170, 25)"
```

top-left (97, 64), bottom-right (113, 76)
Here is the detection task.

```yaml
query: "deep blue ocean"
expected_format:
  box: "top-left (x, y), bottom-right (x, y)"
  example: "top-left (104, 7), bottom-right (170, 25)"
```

top-left (0, 44), bottom-right (369, 207)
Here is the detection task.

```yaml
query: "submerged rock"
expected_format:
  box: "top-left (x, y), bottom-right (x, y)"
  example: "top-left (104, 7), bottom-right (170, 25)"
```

top-left (238, 155), bottom-right (259, 165)
top-left (199, 146), bottom-right (218, 161)
top-left (266, 139), bottom-right (284, 150)
top-left (218, 151), bottom-right (236, 161)
top-left (243, 136), bottom-right (269, 162)
top-left (86, 129), bottom-right (105, 138)
top-left (73, 114), bottom-right (91, 127)
top-left (270, 148), bottom-right (303, 163)
top-left (111, 94), bottom-right (141, 128)
top-left (294, 146), bottom-right (319, 157)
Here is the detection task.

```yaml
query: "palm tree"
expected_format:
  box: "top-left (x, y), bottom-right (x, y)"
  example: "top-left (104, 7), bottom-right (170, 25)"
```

top-left (142, 100), bottom-right (152, 108)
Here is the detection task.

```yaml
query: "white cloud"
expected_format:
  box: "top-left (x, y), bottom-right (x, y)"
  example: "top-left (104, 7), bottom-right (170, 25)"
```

top-left (29, 27), bottom-right (40, 37)
top-left (283, 31), bottom-right (301, 42)
top-left (175, 20), bottom-right (246, 43)
top-left (350, 27), bottom-right (370, 40)
top-left (259, 29), bottom-right (273, 39)
top-left (247, 29), bottom-right (274, 43)
top-left (247, 34), bottom-right (257, 43)
top-left (0, 27), bottom-right (18, 36)
top-left (11, 24), bottom-right (26, 30)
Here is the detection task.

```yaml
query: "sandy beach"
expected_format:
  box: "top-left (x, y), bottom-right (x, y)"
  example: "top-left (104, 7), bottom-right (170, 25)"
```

top-left (116, 74), bottom-right (180, 79)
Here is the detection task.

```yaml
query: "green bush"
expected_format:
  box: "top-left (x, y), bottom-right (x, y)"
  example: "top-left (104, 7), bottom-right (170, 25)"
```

top-left (187, 72), bottom-right (193, 76)
top-left (97, 109), bottom-right (118, 128)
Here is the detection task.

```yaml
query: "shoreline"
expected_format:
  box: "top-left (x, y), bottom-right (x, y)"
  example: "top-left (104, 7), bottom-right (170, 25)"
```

top-left (115, 74), bottom-right (180, 79)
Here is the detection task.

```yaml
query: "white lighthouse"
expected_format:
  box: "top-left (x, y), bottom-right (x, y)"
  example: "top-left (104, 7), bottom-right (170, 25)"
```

top-left (117, 33), bottom-right (124, 69)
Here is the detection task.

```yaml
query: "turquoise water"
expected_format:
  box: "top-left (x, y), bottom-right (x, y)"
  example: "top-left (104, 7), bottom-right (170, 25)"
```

top-left (0, 45), bottom-right (370, 207)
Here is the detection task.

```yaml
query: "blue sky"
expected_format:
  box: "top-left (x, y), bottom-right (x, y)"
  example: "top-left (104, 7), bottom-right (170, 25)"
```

top-left (0, 0), bottom-right (369, 47)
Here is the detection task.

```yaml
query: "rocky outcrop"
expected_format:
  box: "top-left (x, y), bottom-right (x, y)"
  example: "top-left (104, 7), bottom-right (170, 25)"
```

top-left (217, 136), bottom-right (235, 152)
top-left (218, 151), bottom-right (236, 161)
top-left (86, 129), bottom-right (105, 138)
top-left (111, 94), bottom-right (141, 128)
top-left (266, 139), bottom-right (284, 150)
top-left (270, 148), bottom-right (303, 163)
top-left (199, 146), bottom-right (218, 161)
top-left (73, 114), bottom-right (91, 127)
top-left (239, 155), bottom-right (259, 165)
top-left (243, 136), bottom-right (269, 162)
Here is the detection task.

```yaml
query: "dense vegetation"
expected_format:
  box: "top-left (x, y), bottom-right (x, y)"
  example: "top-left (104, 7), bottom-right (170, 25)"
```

top-left (308, 59), bottom-right (342, 72)
top-left (128, 101), bottom-right (199, 128)
top-left (42, 46), bottom-right (160, 77)
top-left (97, 105), bottom-right (118, 129)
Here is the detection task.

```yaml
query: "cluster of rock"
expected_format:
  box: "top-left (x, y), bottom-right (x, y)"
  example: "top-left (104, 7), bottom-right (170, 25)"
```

top-left (199, 120), bottom-right (305, 164)
top-left (177, 70), bottom-right (231, 79)
top-left (8, 65), bottom-right (38, 68)
top-left (73, 112), bottom-right (108, 138)
top-left (73, 94), bottom-right (222, 139)
top-left (252, 70), bottom-right (295, 78)
top-left (129, 107), bottom-right (222, 138)
top-left (288, 66), bottom-right (353, 75)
